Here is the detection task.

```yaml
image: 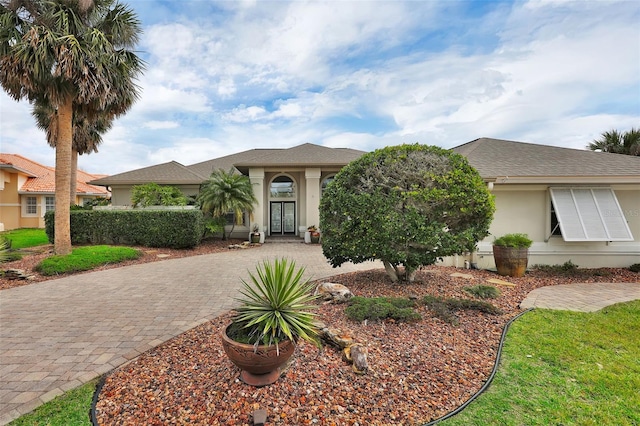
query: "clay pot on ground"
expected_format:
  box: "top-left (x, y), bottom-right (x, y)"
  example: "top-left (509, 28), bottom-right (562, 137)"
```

top-left (221, 324), bottom-right (295, 386)
top-left (493, 245), bottom-right (529, 278)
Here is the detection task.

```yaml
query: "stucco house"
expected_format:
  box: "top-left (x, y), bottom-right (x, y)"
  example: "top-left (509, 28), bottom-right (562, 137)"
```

top-left (90, 143), bottom-right (365, 238)
top-left (453, 138), bottom-right (639, 268)
top-left (0, 153), bottom-right (110, 231)
top-left (91, 139), bottom-right (640, 268)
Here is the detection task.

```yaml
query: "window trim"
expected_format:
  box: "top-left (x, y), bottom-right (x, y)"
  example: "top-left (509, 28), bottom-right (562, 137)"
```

top-left (23, 196), bottom-right (38, 217)
top-left (549, 187), bottom-right (634, 242)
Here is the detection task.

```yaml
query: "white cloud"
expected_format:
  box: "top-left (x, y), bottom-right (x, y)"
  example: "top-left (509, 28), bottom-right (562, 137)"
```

top-left (142, 121), bottom-right (180, 130)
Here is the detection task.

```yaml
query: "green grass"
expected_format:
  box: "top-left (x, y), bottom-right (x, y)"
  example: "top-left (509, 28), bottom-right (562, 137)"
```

top-left (8, 379), bottom-right (97, 426)
top-left (0, 228), bottom-right (49, 249)
top-left (442, 300), bottom-right (640, 426)
top-left (35, 245), bottom-right (142, 276)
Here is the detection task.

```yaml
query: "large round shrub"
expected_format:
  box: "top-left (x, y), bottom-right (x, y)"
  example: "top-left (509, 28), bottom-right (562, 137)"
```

top-left (320, 144), bottom-right (495, 282)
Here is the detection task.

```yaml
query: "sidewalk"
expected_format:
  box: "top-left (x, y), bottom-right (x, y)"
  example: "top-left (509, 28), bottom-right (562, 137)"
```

top-left (520, 282), bottom-right (640, 312)
top-left (0, 243), bottom-right (380, 425)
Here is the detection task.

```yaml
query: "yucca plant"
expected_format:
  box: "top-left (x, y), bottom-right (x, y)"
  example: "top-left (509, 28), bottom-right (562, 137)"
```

top-left (232, 258), bottom-right (320, 349)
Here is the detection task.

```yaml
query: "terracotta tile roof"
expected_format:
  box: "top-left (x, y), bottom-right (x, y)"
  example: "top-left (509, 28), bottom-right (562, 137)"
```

top-left (0, 153), bottom-right (109, 195)
top-left (453, 138), bottom-right (640, 182)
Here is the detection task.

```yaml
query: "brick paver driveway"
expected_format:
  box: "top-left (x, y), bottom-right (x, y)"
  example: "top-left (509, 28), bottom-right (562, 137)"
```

top-left (0, 243), bottom-right (381, 425)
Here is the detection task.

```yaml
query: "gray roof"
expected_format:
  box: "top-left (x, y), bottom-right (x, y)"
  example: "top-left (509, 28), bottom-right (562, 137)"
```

top-left (453, 138), bottom-right (640, 180)
top-left (232, 143), bottom-right (366, 173)
top-left (90, 161), bottom-right (204, 185)
top-left (90, 143), bottom-right (366, 186)
top-left (187, 149), bottom-right (281, 178)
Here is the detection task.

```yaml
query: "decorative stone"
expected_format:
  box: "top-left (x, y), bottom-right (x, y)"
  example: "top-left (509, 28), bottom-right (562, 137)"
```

top-left (314, 282), bottom-right (354, 303)
top-left (253, 408), bottom-right (267, 426)
top-left (156, 254), bottom-right (171, 258)
top-left (450, 272), bottom-right (474, 279)
top-left (1, 269), bottom-right (35, 281)
top-left (486, 278), bottom-right (516, 287)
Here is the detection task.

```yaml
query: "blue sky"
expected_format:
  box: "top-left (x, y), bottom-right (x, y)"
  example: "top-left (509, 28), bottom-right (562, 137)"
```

top-left (1, 0), bottom-right (639, 175)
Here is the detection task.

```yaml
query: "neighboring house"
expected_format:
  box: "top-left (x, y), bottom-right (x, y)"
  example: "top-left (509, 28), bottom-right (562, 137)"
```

top-left (90, 143), bottom-right (366, 237)
top-left (91, 139), bottom-right (640, 268)
top-left (0, 154), bottom-right (110, 231)
top-left (452, 138), bottom-right (640, 268)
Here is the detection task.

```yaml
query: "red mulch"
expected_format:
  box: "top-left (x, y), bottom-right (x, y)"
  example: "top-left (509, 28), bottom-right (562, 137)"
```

top-left (92, 265), bottom-right (638, 426)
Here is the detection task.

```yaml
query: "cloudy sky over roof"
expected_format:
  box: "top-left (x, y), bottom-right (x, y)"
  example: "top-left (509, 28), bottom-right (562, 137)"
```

top-left (1, 0), bottom-right (639, 175)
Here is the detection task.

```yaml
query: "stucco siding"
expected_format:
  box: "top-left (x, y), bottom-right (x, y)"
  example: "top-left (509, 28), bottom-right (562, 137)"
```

top-left (440, 184), bottom-right (640, 269)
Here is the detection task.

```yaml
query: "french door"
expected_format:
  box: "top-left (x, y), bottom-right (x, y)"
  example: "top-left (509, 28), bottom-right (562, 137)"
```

top-left (270, 202), bottom-right (296, 235)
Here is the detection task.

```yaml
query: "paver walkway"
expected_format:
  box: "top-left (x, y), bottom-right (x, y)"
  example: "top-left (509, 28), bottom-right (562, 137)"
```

top-left (1, 244), bottom-right (639, 425)
top-left (0, 243), bottom-right (380, 425)
top-left (520, 281), bottom-right (640, 312)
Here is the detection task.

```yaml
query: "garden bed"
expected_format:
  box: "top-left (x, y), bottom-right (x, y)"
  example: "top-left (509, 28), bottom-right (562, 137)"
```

top-left (94, 266), bottom-right (639, 425)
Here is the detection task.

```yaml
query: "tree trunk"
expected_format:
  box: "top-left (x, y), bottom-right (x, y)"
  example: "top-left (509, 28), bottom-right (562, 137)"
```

top-left (70, 148), bottom-right (78, 205)
top-left (54, 98), bottom-right (73, 255)
top-left (383, 260), bottom-right (399, 282)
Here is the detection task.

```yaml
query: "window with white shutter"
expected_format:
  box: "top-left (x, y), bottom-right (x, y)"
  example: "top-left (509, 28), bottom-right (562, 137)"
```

top-left (549, 188), bottom-right (633, 242)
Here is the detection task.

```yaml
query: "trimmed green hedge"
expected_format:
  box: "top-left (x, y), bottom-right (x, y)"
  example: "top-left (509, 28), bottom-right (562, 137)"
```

top-left (45, 209), bottom-right (204, 249)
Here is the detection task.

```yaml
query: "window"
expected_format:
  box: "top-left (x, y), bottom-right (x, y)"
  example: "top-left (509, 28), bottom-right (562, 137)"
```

top-left (225, 211), bottom-right (247, 226)
top-left (549, 187), bottom-right (633, 241)
top-left (25, 196), bottom-right (37, 215)
top-left (270, 176), bottom-right (295, 198)
top-left (321, 175), bottom-right (335, 196)
top-left (45, 196), bottom-right (55, 213)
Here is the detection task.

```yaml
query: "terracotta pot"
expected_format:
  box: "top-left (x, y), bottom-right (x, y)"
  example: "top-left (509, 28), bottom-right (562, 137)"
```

top-left (493, 245), bottom-right (529, 278)
top-left (221, 324), bottom-right (295, 386)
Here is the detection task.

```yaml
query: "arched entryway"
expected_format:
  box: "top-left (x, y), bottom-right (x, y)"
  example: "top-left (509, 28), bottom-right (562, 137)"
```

top-left (269, 175), bottom-right (297, 235)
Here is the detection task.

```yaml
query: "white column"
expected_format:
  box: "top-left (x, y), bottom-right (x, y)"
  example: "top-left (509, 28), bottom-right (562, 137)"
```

top-left (305, 168), bottom-right (321, 230)
top-left (249, 168), bottom-right (265, 232)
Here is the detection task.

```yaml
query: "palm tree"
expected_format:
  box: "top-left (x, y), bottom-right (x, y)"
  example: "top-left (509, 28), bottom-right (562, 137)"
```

top-left (197, 169), bottom-right (258, 240)
top-left (32, 100), bottom-right (113, 203)
top-left (588, 128), bottom-right (640, 156)
top-left (0, 0), bottom-right (144, 254)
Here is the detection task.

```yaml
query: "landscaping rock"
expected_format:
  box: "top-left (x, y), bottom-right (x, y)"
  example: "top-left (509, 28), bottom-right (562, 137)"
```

top-left (315, 282), bottom-right (354, 303)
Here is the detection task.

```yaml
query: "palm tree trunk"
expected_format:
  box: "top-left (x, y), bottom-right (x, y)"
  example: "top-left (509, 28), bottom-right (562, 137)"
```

top-left (70, 148), bottom-right (78, 204)
top-left (54, 98), bottom-right (73, 255)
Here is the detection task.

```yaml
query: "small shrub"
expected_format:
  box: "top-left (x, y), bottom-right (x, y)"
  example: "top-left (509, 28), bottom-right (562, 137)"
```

top-left (421, 294), bottom-right (503, 325)
top-left (534, 260), bottom-right (579, 275)
top-left (345, 297), bottom-right (421, 323)
top-left (629, 263), bottom-right (640, 273)
top-left (464, 285), bottom-right (500, 299)
top-left (493, 233), bottom-right (532, 248)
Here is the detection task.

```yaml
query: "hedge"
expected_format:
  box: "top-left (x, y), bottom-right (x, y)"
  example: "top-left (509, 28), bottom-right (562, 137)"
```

top-left (45, 209), bottom-right (204, 249)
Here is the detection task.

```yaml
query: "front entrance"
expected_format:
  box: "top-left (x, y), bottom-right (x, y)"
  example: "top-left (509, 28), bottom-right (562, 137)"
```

top-left (270, 202), bottom-right (296, 235)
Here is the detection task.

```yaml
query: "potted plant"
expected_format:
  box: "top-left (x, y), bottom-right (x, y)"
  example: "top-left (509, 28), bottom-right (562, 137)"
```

top-left (307, 225), bottom-right (320, 244)
top-left (492, 233), bottom-right (533, 278)
top-left (221, 258), bottom-right (320, 386)
top-left (250, 223), bottom-right (261, 244)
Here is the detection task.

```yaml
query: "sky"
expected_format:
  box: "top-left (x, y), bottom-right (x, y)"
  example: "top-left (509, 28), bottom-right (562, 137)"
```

top-left (1, 0), bottom-right (639, 175)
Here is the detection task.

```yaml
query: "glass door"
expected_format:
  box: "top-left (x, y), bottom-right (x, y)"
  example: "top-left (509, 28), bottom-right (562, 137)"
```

top-left (270, 201), bottom-right (296, 235)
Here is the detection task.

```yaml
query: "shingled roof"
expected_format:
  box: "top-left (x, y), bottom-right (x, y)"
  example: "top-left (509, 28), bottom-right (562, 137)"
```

top-left (92, 143), bottom-right (367, 185)
top-left (453, 138), bottom-right (640, 182)
top-left (232, 143), bottom-right (365, 173)
top-left (0, 153), bottom-right (108, 195)
top-left (90, 161), bottom-right (205, 185)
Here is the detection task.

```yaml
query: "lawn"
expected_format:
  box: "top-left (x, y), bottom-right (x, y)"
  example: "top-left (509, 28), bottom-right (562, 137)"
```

top-left (0, 228), bottom-right (49, 249)
top-left (442, 300), bottom-right (640, 426)
top-left (34, 245), bottom-right (141, 275)
top-left (10, 300), bottom-right (639, 425)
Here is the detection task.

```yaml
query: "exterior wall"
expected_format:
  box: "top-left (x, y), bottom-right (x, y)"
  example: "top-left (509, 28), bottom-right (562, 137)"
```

top-left (0, 170), bottom-right (20, 230)
top-left (441, 183), bottom-right (640, 269)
